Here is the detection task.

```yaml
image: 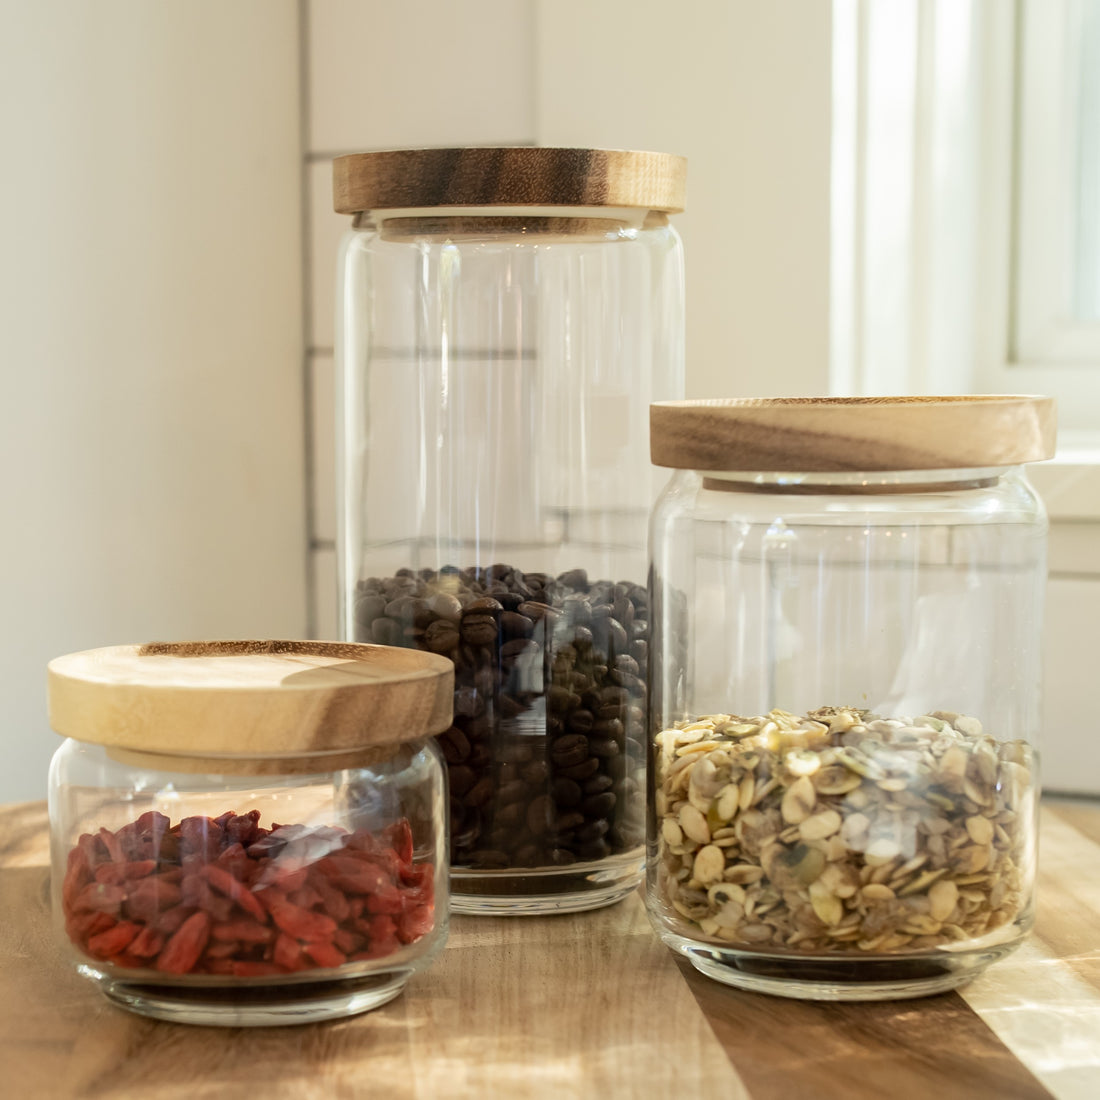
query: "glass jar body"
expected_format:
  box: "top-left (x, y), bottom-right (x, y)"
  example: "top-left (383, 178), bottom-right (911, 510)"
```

top-left (48, 738), bottom-right (448, 1026)
top-left (336, 209), bottom-right (684, 912)
top-left (646, 467), bottom-right (1046, 1000)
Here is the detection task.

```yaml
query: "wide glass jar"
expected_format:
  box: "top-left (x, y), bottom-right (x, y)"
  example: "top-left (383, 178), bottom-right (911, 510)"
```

top-left (646, 396), bottom-right (1056, 1000)
top-left (333, 147), bottom-right (686, 913)
top-left (47, 640), bottom-right (453, 1026)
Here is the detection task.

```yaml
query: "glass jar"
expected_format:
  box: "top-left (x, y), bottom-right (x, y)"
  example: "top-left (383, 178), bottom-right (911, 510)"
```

top-left (646, 396), bottom-right (1056, 1000)
top-left (333, 147), bottom-right (686, 913)
top-left (47, 640), bottom-right (453, 1026)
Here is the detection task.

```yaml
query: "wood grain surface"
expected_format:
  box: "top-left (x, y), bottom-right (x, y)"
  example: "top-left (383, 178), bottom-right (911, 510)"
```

top-left (46, 641), bottom-right (454, 768)
top-left (332, 147), bottom-right (687, 215)
top-left (649, 396), bottom-right (1057, 473)
top-left (2, 799), bottom-right (1097, 1100)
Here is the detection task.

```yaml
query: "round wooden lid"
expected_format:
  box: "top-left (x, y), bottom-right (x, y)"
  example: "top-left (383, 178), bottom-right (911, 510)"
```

top-left (650, 396), bottom-right (1057, 472)
top-left (47, 641), bottom-right (454, 763)
top-left (332, 147), bottom-right (686, 214)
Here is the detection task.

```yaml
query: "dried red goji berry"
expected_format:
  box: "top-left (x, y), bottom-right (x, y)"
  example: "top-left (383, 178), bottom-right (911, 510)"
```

top-left (155, 905), bottom-right (196, 935)
top-left (332, 928), bottom-right (364, 955)
top-left (87, 920), bottom-right (140, 958)
top-left (66, 910), bottom-right (116, 943)
top-left (397, 905), bottom-right (434, 944)
top-left (310, 874), bottom-right (351, 923)
top-left (273, 933), bottom-right (305, 971)
top-left (365, 883), bottom-right (404, 915)
top-left (128, 926), bottom-right (165, 958)
top-left (156, 911), bottom-right (211, 974)
top-left (97, 827), bottom-right (125, 864)
top-left (287, 886), bottom-right (324, 911)
top-left (269, 901), bottom-right (338, 943)
top-left (383, 820), bottom-right (414, 866)
top-left (124, 877), bottom-right (183, 924)
top-left (318, 856), bottom-right (390, 896)
top-left (211, 919), bottom-right (273, 944)
top-left (367, 914), bottom-right (397, 941)
top-left (202, 864), bottom-right (266, 921)
top-left (303, 941), bottom-right (346, 969)
top-left (72, 882), bottom-right (127, 916)
top-left (203, 939), bottom-right (239, 959)
top-left (94, 859), bottom-right (157, 886)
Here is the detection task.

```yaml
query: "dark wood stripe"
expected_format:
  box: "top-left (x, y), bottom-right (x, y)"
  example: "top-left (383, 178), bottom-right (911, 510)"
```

top-left (676, 957), bottom-right (1053, 1100)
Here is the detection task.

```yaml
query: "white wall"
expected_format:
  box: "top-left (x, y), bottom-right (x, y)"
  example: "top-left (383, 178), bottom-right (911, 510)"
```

top-left (0, 0), bottom-right (308, 803)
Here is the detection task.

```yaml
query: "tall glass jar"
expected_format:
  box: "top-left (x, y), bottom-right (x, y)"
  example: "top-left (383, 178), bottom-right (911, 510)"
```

top-left (47, 640), bottom-right (453, 1026)
top-left (333, 147), bottom-right (686, 913)
top-left (646, 396), bottom-right (1056, 1000)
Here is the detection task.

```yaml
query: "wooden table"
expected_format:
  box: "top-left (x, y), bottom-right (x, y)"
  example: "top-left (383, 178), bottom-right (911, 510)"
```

top-left (2, 799), bottom-right (1098, 1099)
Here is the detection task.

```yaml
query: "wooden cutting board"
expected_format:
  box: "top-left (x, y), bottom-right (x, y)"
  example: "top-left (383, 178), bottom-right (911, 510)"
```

top-left (1, 799), bottom-right (1097, 1099)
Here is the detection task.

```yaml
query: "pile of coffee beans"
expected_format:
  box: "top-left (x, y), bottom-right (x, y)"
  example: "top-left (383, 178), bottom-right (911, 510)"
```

top-left (354, 564), bottom-right (648, 870)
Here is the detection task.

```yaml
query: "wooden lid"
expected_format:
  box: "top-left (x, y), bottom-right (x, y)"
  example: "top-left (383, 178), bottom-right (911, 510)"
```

top-left (47, 641), bottom-right (454, 766)
top-left (332, 147), bottom-right (686, 214)
top-left (650, 396), bottom-right (1058, 472)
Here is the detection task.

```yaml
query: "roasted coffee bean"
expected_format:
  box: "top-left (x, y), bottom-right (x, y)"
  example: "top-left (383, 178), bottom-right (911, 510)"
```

top-left (497, 780), bottom-right (528, 804)
top-left (518, 600), bottom-right (552, 622)
top-left (526, 795), bottom-right (554, 836)
top-left (521, 760), bottom-right (549, 785)
top-left (495, 803), bottom-right (525, 830)
top-left (550, 734), bottom-right (589, 768)
top-left (354, 594), bottom-right (386, 626)
top-left (500, 611), bottom-right (533, 639)
top-left (464, 778), bottom-right (495, 809)
top-left (589, 737), bottom-right (620, 759)
top-left (552, 778), bottom-right (582, 808)
top-left (497, 741), bottom-right (534, 765)
top-left (453, 686), bottom-right (484, 719)
top-left (593, 718), bottom-right (624, 739)
top-left (562, 594), bottom-right (592, 626)
top-left (556, 757), bottom-right (601, 781)
top-left (438, 727), bottom-right (471, 764)
top-left (460, 615), bottom-right (499, 646)
top-left (448, 766), bottom-right (476, 798)
top-left (513, 844), bottom-right (542, 867)
top-left (465, 596), bottom-right (503, 614)
top-left (567, 709), bottom-right (595, 734)
top-left (551, 812), bottom-right (585, 833)
top-left (559, 568), bottom-right (588, 590)
top-left (424, 620), bottom-right (460, 653)
top-left (583, 792), bottom-right (617, 818)
top-left (384, 594), bottom-right (417, 620)
top-left (549, 848), bottom-right (577, 866)
top-left (370, 618), bottom-right (401, 645)
top-left (583, 774), bottom-right (614, 796)
top-left (577, 839), bottom-right (611, 861)
top-left (501, 638), bottom-right (538, 661)
top-left (577, 820), bottom-right (611, 846)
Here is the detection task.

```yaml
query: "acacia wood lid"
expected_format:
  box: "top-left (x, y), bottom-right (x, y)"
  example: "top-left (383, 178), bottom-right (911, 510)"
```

top-left (650, 396), bottom-right (1057, 472)
top-left (47, 641), bottom-right (454, 765)
top-left (333, 147), bottom-right (687, 214)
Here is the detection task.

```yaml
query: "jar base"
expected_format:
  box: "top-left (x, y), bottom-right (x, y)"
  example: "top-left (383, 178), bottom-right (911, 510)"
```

top-left (87, 967), bottom-right (412, 1026)
top-left (670, 938), bottom-right (1021, 1002)
top-left (451, 849), bottom-right (643, 915)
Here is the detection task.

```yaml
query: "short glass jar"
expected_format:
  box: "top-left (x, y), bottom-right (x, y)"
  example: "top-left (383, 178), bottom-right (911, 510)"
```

top-left (47, 640), bottom-right (453, 1026)
top-left (333, 147), bottom-right (686, 913)
top-left (646, 396), bottom-right (1056, 1000)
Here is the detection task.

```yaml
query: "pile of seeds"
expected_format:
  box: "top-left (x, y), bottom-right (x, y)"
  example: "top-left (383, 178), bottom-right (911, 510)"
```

top-left (654, 707), bottom-right (1034, 954)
